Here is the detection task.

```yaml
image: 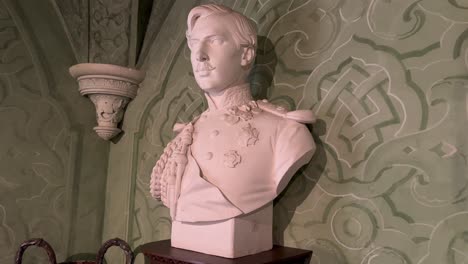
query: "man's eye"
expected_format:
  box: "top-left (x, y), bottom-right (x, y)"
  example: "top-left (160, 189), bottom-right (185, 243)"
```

top-left (210, 38), bottom-right (224, 45)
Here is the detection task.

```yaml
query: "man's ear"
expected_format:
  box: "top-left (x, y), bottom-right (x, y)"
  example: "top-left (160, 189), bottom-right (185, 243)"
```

top-left (241, 46), bottom-right (255, 66)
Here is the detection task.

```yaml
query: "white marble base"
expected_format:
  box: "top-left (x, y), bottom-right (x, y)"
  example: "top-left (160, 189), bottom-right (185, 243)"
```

top-left (171, 203), bottom-right (273, 258)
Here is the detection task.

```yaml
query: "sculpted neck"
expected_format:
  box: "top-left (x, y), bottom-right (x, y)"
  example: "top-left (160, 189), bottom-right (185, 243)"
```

top-left (205, 83), bottom-right (253, 111)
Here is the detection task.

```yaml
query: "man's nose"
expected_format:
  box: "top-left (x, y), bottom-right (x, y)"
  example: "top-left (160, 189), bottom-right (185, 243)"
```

top-left (194, 42), bottom-right (209, 62)
top-left (196, 51), bottom-right (209, 62)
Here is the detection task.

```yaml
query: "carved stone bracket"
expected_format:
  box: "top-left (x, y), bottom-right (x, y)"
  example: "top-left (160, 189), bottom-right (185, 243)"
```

top-left (69, 63), bottom-right (145, 140)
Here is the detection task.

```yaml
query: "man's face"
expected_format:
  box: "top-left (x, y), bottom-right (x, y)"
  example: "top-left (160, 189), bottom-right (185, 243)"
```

top-left (188, 14), bottom-right (248, 94)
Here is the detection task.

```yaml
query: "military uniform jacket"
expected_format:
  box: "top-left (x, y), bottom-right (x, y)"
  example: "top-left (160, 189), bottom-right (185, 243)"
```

top-left (174, 100), bottom-right (315, 222)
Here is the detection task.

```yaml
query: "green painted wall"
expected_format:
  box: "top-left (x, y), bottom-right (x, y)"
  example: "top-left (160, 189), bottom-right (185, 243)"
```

top-left (0, 0), bottom-right (109, 263)
top-left (2, 0), bottom-right (467, 263)
top-left (104, 0), bottom-right (468, 263)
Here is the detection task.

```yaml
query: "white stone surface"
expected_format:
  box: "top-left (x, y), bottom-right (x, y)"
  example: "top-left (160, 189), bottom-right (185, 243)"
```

top-left (149, 4), bottom-right (316, 258)
top-left (171, 203), bottom-right (273, 258)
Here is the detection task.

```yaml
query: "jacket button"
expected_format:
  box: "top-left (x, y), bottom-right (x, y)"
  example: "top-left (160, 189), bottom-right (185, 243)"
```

top-left (210, 130), bottom-right (219, 137)
top-left (204, 152), bottom-right (213, 160)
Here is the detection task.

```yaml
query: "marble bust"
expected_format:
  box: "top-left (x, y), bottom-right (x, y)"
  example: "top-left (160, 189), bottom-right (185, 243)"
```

top-left (150, 4), bottom-right (316, 258)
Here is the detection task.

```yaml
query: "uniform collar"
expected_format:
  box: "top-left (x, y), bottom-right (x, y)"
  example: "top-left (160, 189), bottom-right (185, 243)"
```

top-left (205, 83), bottom-right (253, 111)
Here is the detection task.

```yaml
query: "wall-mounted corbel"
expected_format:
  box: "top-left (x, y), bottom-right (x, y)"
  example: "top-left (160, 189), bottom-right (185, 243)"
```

top-left (69, 63), bottom-right (145, 140)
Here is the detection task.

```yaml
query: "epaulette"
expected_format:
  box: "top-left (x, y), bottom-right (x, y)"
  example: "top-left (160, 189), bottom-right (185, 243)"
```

top-left (173, 122), bottom-right (187, 133)
top-left (172, 115), bottom-right (200, 133)
top-left (256, 99), bottom-right (316, 124)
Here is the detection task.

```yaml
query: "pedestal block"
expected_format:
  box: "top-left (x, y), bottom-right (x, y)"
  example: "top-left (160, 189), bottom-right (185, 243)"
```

top-left (172, 204), bottom-right (272, 258)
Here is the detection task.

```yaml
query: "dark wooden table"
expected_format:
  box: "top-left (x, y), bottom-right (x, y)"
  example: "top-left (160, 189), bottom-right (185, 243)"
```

top-left (140, 240), bottom-right (312, 264)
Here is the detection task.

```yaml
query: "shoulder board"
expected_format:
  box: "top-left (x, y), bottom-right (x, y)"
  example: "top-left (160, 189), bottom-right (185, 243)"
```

top-left (172, 115), bottom-right (200, 134)
top-left (173, 123), bottom-right (187, 133)
top-left (256, 99), bottom-right (316, 124)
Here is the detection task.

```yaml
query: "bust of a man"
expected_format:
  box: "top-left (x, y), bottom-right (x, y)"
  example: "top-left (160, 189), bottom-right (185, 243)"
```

top-left (150, 4), bottom-right (316, 258)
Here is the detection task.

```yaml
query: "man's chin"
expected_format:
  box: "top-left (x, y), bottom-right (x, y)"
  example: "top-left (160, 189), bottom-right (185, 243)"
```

top-left (199, 86), bottom-right (222, 94)
top-left (197, 84), bottom-right (229, 95)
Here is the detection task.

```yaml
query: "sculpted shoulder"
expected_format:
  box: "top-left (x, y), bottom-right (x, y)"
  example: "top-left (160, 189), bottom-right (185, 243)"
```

top-left (256, 99), bottom-right (316, 124)
top-left (171, 99), bottom-right (315, 133)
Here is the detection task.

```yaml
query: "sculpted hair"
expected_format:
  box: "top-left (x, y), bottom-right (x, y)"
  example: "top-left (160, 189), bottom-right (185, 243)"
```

top-left (186, 4), bottom-right (257, 50)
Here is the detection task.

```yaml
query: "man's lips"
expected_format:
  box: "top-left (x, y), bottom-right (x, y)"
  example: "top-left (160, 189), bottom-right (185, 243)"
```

top-left (196, 63), bottom-right (215, 76)
top-left (197, 70), bottom-right (212, 77)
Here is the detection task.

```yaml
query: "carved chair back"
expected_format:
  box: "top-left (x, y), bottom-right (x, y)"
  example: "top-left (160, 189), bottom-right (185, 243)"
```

top-left (15, 238), bottom-right (134, 264)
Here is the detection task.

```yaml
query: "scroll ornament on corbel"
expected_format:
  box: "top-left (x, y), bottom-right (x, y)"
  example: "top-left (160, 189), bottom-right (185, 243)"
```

top-left (69, 63), bottom-right (145, 140)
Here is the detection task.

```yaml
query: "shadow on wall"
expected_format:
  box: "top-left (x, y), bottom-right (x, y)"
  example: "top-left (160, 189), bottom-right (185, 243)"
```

top-left (249, 35), bottom-right (327, 246)
top-left (273, 119), bottom-right (327, 246)
top-left (249, 35), bottom-right (276, 100)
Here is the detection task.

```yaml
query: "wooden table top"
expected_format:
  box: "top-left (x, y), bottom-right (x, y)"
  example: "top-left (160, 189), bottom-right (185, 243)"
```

top-left (140, 240), bottom-right (312, 264)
